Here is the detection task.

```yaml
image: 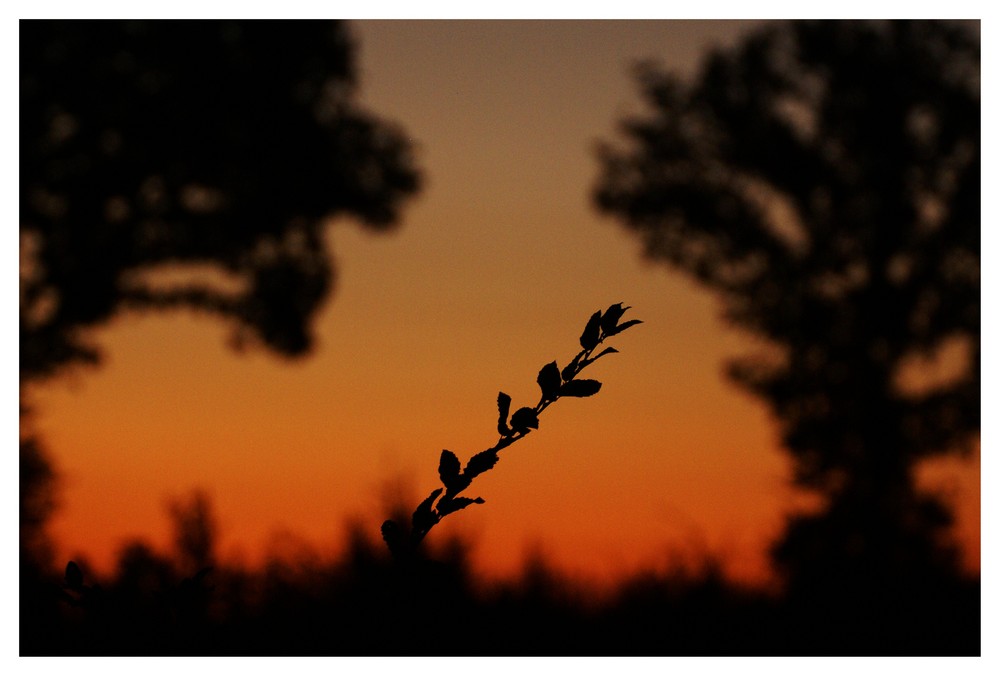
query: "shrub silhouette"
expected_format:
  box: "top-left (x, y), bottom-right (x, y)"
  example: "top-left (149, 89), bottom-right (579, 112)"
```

top-left (381, 303), bottom-right (642, 559)
top-left (36, 507), bottom-right (977, 655)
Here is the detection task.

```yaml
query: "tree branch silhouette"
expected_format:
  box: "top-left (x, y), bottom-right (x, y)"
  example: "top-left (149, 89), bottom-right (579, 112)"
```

top-left (381, 303), bottom-right (642, 559)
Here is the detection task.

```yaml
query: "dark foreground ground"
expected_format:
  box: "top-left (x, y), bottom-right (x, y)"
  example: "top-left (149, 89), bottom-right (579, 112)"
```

top-left (20, 530), bottom-right (980, 657)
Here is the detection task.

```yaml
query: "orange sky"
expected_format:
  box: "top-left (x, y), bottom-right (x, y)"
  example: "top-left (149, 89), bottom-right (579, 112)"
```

top-left (25, 20), bottom-right (980, 589)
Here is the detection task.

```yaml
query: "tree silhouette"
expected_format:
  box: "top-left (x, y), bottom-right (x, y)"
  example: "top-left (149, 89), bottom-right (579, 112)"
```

top-left (20, 20), bottom-right (421, 383)
top-left (19, 20), bottom-right (421, 581)
top-left (594, 21), bottom-right (979, 594)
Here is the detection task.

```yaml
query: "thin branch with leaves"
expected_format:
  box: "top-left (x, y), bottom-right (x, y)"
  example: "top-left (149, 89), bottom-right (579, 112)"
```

top-left (381, 303), bottom-right (642, 559)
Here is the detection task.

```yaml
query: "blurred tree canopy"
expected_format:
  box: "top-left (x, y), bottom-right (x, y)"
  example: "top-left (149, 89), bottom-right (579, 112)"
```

top-left (18, 20), bottom-right (421, 574)
top-left (20, 20), bottom-right (421, 383)
top-left (594, 21), bottom-right (979, 588)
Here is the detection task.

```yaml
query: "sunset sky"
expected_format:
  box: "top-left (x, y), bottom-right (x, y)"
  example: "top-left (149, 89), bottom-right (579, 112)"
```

top-left (24, 19), bottom-right (980, 589)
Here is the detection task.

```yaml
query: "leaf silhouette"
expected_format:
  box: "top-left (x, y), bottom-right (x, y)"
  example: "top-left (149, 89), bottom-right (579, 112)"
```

top-left (465, 448), bottom-right (500, 479)
top-left (561, 353), bottom-right (584, 381)
top-left (436, 495), bottom-right (485, 517)
top-left (412, 487), bottom-right (443, 534)
top-left (537, 360), bottom-right (561, 402)
top-left (580, 310), bottom-right (602, 351)
top-left (560, 379), bottom-right (602, 397)
top-left (594, 346), bottom-right (619, 360)
top-left (497, 391), bottom-right (513, 436)
top-left (600, 303), bottom-right (629, 334)
top-left (605, 319), bottom-right (642, 336)
top-left (510, 407), bottom-right (540, 433)
top-left (438, 449), bottom-right (462, 490)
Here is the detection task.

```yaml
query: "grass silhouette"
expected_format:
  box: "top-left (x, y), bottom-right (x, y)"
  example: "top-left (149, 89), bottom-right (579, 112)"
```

top-left (31, 513), bottom-right (978, 656)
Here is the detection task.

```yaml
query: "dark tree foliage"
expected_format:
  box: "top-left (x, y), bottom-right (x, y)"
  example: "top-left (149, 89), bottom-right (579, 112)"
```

top-left (20, 436), bottom-right (57, 567)
top-left (20, 20), bottom-right (421, 382)
top-left (594, 21), bottom-right (979, 591)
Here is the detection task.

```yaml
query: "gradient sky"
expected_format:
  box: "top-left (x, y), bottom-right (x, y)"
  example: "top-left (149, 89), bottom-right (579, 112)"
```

top-left (27, 20), bottom-right (980, 588)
